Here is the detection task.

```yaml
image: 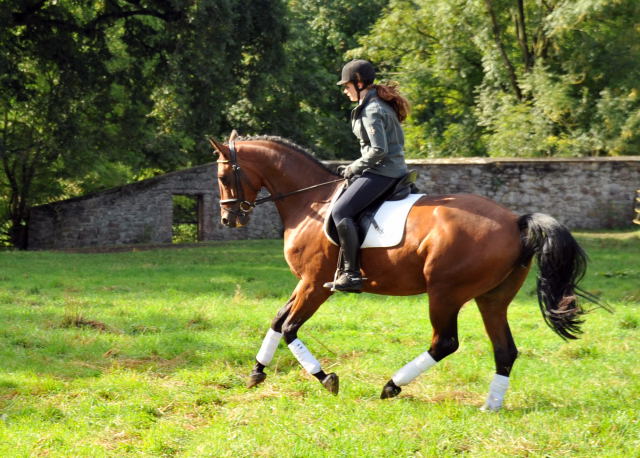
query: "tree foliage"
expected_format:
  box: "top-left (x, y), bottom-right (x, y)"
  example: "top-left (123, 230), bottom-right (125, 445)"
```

top-left (1, 0), bottom-right (638, 247)
top-left (354, 0), bottom-right (640, 158)
top-left (0, 0), bottom-right (286, 247)
top-left (225, 0), bottom-right (388, 158)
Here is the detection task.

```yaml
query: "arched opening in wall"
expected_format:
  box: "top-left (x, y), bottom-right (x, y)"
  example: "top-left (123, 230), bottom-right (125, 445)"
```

top-left (172, 194), bottom-right (203, 243)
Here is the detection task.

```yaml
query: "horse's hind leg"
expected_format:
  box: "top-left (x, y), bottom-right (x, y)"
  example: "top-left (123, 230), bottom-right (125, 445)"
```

top-left (381, 294), bottom-right (463, 399)
top-left (475, 265), bottom-right (530, 411)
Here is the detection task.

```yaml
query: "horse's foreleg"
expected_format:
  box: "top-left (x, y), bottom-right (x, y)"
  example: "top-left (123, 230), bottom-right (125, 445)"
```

top-left (280, 282), bottom-right (337, 394)
top-left (381, 296), bottom-right (461, 399)
top-left (248, 281), bottom-right (333, 392)
top-left (247, 296), bottom-right (294, 388)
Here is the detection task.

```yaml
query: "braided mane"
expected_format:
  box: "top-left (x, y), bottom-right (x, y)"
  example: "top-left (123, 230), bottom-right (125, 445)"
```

top-left (236, 135), bottom-right (338, 176)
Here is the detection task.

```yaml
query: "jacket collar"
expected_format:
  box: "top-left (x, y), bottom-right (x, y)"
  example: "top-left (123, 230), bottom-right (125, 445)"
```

top-left (351, 88), bottom-right (377, 119)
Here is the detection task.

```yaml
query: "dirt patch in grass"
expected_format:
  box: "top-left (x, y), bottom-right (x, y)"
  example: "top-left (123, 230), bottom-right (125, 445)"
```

top-left (96, 429), bottom-right (140, 451)
top-left (229, 386), bottom-right (306, 403)
top-left (429, 390), bottom-right (478, 403)
top-left (110, 354), bottom-right (187, 371)
top-left (401, 389), bottom-right (479, 405)
top-left (60, 315), bottom-right (121, 333)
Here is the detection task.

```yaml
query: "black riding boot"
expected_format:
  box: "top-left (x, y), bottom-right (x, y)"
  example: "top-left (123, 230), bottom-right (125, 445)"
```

top-left (325, 218), bottom-right (363, 292)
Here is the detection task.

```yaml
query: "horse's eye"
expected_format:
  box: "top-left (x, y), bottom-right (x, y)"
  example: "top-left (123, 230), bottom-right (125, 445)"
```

top-left (218, 176), bottom-right (229, 185)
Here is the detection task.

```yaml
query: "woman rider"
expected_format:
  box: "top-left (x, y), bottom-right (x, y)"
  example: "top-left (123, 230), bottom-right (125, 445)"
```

top-left (325, 59), bottom-right (411, 293)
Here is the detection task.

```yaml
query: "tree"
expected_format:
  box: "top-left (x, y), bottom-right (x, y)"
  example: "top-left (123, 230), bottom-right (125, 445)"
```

top-left (223, 0), bottom-right (389, 160)
top-left (0, 0), bottom-right (287, 247)
top-left (353, 0), bottom-right (640, 158)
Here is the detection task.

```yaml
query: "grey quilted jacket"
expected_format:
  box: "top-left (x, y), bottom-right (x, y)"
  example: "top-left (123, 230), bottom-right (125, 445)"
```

top-left (346, 89), bottom-right (408, 178)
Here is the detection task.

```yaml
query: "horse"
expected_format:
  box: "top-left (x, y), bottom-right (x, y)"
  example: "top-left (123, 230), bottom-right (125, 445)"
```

top-left (209, 134), bottom-right (595, 411)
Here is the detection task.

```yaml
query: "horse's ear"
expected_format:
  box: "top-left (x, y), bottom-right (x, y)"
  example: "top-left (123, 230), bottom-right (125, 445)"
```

top-left (228, 129), bottom-right (239, 142)
top-left (208, 137), bottom-right (227, 159)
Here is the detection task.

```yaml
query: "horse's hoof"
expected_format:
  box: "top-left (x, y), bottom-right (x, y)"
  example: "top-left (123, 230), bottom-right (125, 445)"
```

top-left (380, 379), bottom-right (401, 399)
top-left (480, 402), bottom-right (501, 412)
top-left (246, 371), bottom-right (267, 389)
top-left (322, 373), bottom-right (339, 395)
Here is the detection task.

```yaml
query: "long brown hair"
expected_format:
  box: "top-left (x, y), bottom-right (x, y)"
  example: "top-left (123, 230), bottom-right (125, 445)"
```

top-left (373, 82), bottom-right (410, 122)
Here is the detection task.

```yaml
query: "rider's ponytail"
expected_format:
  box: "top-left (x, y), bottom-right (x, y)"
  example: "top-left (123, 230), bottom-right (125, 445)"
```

top-left (374, 83), bottom-right (410, 122)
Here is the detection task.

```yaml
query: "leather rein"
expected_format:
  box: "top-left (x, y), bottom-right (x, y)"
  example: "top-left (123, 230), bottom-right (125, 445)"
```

top-left (217, 141), bottom-right (345, 215)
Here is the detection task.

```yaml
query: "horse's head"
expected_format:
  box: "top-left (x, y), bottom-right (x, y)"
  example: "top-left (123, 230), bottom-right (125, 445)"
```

top-left (209, 135), bottom-right (261, 228)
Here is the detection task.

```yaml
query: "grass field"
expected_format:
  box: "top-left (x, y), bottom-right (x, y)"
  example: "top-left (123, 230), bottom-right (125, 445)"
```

top-left (0, 230), bottom-right (638, 456)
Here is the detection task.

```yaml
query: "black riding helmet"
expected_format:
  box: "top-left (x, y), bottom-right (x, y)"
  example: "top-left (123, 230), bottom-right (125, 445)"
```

top-left (337, 60), bottom-right (376, 100)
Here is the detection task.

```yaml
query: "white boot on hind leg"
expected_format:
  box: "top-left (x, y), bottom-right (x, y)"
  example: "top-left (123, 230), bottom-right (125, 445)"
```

top-left (481, 374), bottom-right (509, 412)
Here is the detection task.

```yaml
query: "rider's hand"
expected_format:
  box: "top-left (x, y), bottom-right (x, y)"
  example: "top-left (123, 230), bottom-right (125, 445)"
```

top-left (337, 165), bottom-right (353, 179)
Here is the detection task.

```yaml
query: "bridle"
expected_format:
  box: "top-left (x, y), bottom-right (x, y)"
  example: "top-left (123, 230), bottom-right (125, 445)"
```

top-left (216, 141), bottom-right (345, 216)
top-left (217, 141), bottom-right (255, 215)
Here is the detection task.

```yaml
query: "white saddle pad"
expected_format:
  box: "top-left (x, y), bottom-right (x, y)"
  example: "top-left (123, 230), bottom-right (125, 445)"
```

top-left (324, 191), bottom-right (424, 249)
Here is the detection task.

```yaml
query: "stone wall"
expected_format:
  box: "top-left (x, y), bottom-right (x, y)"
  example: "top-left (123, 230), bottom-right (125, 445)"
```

top-left (27, 157), bottom-right (639, 250)
top-left (405, 157), bottom-right (640, 229)
top-left (27, 164), bottom-right (283, 250)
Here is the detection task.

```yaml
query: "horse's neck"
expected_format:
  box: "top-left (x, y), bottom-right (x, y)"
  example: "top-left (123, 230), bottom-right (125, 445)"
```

top-left (243, 142), bottom-right (338, 230)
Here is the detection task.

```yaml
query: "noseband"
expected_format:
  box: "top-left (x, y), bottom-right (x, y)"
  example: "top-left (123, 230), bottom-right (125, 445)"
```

top-left (216, 141), bottom-right (345, 216)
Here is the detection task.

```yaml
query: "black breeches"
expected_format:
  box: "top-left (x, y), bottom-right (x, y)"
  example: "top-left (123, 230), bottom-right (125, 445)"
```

top-left (331, 172), bottom-right (397, 225)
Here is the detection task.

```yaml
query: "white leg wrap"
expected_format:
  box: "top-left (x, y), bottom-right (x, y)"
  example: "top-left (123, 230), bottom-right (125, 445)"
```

top-left (392, 351), bottom-right (437, 386)
top-left (288, 338), bottom-right (322, 375)
top-left (482, 374), bottom-right (510, 411)
top-left (256, 329), bottom-right (282, 366)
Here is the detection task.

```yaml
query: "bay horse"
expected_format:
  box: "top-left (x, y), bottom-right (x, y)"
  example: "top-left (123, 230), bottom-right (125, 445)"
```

top-left (210, 134), bottom-right (594, 411)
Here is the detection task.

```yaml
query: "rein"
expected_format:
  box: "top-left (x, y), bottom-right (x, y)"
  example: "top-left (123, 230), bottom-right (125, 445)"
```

top-left (217, 141), bottom-right (345, 214)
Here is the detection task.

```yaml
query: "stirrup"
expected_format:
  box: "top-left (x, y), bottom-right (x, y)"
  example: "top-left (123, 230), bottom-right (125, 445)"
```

top-left (323, 271), bottom-right (364, 293)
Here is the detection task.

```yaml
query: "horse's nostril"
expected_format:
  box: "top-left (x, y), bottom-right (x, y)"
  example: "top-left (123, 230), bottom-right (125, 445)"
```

top-left (221, 217), bottom-right (228, 225)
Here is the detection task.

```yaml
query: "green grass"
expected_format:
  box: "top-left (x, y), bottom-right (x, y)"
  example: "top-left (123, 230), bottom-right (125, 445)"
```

top-left (0, 231), bottom-right (639, 456)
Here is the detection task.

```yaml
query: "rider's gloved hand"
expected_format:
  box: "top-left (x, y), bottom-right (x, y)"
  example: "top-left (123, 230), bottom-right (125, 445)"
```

top-left (337, 165), bottom-right (354, 179)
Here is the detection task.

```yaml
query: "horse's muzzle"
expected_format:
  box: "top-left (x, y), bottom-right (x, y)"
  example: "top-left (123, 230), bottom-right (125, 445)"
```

top-left (221, 211), bottom-right (249, 228)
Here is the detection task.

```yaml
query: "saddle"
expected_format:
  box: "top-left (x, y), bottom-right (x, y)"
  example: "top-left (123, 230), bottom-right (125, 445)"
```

top-left (325, 170), bottom-right (420, 246)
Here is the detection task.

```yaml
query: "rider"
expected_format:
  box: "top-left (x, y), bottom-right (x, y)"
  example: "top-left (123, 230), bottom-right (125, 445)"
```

top-left (326, 59), bottom-right (411, 293)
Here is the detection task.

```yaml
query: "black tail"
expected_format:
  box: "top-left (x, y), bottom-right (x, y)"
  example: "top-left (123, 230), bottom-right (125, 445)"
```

top-left (518, 213), bottom-right (593, 340)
